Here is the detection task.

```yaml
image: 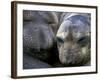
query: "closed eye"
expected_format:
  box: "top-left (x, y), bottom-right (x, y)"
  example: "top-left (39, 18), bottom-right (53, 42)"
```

top-left (77, 36), bottom-right (90, 47)
top-left (48, 21), bottom-right (53, 24)
top-left (57, 37), bottom-right (64, 43)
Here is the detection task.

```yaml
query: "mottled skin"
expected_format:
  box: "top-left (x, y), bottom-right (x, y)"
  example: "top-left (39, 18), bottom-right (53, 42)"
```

top-left (23, 10), bottom-right (60, 68)
top-left (23, 11), bottom-right (91, 68)
top-left (57, 13), bottom-right (91, 66)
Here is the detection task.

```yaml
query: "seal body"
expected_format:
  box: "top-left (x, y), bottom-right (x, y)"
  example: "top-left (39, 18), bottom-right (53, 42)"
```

top-left (23, 11), bottom-right (59, 68)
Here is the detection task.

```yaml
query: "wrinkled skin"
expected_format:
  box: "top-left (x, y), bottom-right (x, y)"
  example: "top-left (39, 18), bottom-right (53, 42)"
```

top-left (57, 13), bottom-right (91, 66)
top-left (23, 10), bottom-right (60, 68)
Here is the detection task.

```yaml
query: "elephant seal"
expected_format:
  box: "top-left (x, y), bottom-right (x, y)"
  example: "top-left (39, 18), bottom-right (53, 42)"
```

top-left (56, 13), bottom-right (91, 66)
top-left (23, 10), bottom-right (60, 68)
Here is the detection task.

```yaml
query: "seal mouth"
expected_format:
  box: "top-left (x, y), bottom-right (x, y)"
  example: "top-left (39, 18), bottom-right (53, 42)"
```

top-left (59, 49), bottom-right (85, 66)
top-left (27, 48), bottom-right (51, 61)
top-left (66, 55), bottom-right (76, 64)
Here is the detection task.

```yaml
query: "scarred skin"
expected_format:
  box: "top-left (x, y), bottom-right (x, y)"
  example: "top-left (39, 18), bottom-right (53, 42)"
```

top-left (56, 13), bottom-right (91, 66)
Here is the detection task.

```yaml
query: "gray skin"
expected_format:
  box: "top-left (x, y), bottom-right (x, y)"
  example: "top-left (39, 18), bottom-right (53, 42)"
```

top-left (23, 10), bottom-right (60, 68)
top-left (56, 13), bottom-right (91, 66)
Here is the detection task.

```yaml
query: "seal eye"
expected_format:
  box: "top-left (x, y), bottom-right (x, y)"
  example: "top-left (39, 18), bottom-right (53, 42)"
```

top-left (57, 37), bottom-right (64, 43)
top-left (77, 36), bottom-right (89, 47)
top-left (48, 21), bottom-right (53, 24)
top-left (78, 37), bottom-right (86, 42)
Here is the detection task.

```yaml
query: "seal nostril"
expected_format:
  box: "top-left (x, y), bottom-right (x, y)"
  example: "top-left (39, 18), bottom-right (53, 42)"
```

top-left (68, 49), bottom-right (71, 52)
top-left (68, 49), bottom-right (73, 54)
top-left (67, 60), bottom-right (71, 64)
